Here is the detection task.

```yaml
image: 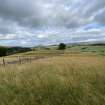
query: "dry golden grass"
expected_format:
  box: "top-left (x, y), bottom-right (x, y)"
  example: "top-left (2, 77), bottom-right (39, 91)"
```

top-left (0, 54), bottom-right (105, 105)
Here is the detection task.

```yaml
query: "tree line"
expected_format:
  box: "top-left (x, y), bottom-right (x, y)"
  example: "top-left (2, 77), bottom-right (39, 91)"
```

top-left (0, 47), bottom-right (31, 57)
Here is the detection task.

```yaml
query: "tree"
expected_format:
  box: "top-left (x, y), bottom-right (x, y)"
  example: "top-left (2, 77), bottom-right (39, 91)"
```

top-left (0, 47), bottom-right (7, 57)
top-left (58, 43), bottom-right (66, 50)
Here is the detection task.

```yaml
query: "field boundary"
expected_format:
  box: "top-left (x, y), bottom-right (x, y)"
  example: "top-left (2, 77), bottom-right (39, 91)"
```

top-left (0, 56), bottom-right (47, 66)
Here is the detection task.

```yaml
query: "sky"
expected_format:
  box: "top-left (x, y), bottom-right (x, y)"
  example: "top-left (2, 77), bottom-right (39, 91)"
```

top-left (0, 0), bottom-right (105, 47)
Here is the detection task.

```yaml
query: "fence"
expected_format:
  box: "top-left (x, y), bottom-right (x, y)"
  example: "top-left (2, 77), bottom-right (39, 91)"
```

top-left (0, 56), bottom-right (46, 67)
top-left (0, 51), bottom-right (65, 67)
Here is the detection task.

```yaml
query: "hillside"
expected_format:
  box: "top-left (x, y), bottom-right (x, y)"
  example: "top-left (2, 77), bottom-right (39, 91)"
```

top-left (0, 44), bottom-right (105, 104)
top-left (0, 53), bottom-right (105, 105)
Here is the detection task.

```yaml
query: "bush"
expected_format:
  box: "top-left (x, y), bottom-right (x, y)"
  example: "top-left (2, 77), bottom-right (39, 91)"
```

top-left (58, 43), bottom-right (66, 50)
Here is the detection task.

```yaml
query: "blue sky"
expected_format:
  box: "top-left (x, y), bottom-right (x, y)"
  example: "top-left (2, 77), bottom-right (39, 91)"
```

top-left (0, 0), bottom-right (105, 47)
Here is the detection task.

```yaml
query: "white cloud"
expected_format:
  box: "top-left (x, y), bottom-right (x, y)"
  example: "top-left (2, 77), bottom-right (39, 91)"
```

top-left (0, 0), bottom-right (105, 46)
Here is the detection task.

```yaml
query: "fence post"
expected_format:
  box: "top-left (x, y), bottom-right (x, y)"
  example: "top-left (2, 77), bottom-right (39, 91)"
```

top-left (3, 57), bottom-right (5, 66)
top-left (18, 56), bottom-right (21, 64)
top-left (30, 56), bottom-right (32, 63)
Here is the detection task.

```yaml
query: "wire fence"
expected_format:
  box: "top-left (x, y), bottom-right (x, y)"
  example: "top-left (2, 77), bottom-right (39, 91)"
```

top-left (0, 50), bottom-right (65, 67)
top-left (0, 56), bottom-right (46, 67)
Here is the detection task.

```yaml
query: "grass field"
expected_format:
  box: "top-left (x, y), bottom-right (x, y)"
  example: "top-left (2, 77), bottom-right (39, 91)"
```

top-left (0, 45), bottom-right (105, 105)
top-left (66, 45), bottom-right (105, 55)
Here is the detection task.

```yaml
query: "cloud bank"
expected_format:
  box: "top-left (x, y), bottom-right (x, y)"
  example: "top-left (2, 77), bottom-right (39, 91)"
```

top-left (0, 0), bottom-right (105, 46)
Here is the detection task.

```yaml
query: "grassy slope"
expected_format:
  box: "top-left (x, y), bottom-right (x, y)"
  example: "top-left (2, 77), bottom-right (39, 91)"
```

top-left (0, 49), bottom-right (65, 64)
top-left (66, 45), bottom-right (105, 55)
top-left (0, 54), bottom-right (105, 105)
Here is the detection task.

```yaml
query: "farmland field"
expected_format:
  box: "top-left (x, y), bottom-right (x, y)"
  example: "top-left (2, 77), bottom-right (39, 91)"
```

top-left (0, 45), bottom-right (105, 105)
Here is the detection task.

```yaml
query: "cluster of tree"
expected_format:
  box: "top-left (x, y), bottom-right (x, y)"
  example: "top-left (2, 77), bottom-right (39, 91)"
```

top-left (0, 47), bottom-right (31, 57)
top-left (0, 47), bottom-right (7, 57)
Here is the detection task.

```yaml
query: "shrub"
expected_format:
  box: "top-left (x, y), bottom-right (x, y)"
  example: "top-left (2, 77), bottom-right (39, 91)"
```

top-left (58, 43), bottom-right (66, 50)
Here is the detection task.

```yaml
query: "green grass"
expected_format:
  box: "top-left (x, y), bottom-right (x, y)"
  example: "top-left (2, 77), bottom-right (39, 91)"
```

top-left (0, 54), bottom-right (105, 105)
top-left (9, 50), bottom-right (64, 57)
top-left (5, 44), bottom-right (105, 58)
top-left (66, 45), bottom-right (105, 55)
